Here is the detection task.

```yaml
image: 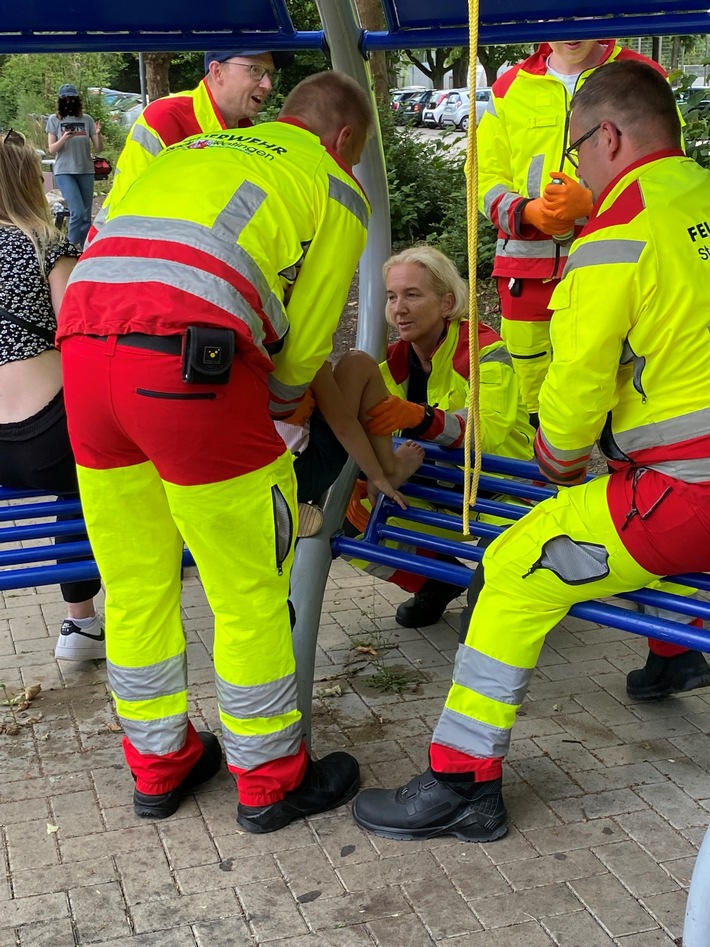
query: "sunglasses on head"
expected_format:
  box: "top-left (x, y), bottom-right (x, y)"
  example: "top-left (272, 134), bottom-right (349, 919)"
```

top-left (3, 128), bottom-right (25, 146)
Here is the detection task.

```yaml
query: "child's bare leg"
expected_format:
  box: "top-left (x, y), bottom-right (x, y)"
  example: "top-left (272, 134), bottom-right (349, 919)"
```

top-left (332, 350), bottom-right (401, 478)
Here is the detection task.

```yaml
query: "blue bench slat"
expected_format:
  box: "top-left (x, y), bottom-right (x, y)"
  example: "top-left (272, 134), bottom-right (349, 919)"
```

top-left (0, 520), bottom-right (89, 543)
top-left (0, 541), bottom-right (91, 567)
top-left (0, 499), bottom-right (82, 522)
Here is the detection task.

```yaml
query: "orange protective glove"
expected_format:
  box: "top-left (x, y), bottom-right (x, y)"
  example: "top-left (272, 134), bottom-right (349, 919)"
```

top-left (366, 395), bottom-right (426, 436)
top-left (281, 388), bottom-right (316, 426)
top-left (542, 171), bottom-right (593, 221)
top-left (521, 197), bottom-right (576, 237)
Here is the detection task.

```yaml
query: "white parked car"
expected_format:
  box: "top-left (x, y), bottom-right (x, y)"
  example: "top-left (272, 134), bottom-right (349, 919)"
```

top-left (441, 88), bottom-right (492, 131)
top-left (421, 89), bottom-right (453, 127)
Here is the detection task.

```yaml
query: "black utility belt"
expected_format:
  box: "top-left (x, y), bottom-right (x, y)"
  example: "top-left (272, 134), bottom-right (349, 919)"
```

top-left (90, 329), bottom-right (236, 385)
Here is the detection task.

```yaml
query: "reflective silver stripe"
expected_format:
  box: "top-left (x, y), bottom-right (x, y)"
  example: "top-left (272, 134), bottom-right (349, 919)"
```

top-left (215, 670), bottom-right (298, 720)
top-left (537, 429), bottom-right (592, 466)
top-left (435, 410), bottom-right (465, 448)
top-left (108, 652), bottom-right (187, 702)
top-left (646, 458), bottom-right (710, 482)
top-left (497, 237), bottom-right (557, 259)
top-left (90, 209), bottom-right (289, 343)
top-left (72, 255), bottom-right (268, 343)
top-left (481, 345), bottom-right (512, 368)
top-left (614, 406), bottom-right (710, 454)
top-left (221, 719), bottom-right (303, 770)
top-left (562, 238), bottom-right (646, 277)
top-left (483, 184), bottom-right (509, 220)
top-left (212, 181), bottom-right (266, 244)
top-left (433, 706), bottom-right (512, 759)
top-left (268, 375), bottom-right (309, 415)
top-left (117, 713), bottom-right (188, 756)
top-left (485, 98), bottom-right (497, 119)
top-left (131, 123), bottom-right (163, 157)
top-left (92, 205), bottom-right (108, 234)
top-left (453, 645), bottom-right (531, 706)
top-left (328, 174), bottom-right (369, 229)
top-left (527, 155), bottom-right (545, 199)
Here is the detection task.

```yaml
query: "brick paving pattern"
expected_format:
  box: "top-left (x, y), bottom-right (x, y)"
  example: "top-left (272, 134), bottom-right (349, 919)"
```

top-left (1, 559), bottom-right (707, 945)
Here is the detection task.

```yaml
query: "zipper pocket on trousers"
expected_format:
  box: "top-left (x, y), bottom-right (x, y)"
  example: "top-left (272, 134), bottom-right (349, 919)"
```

top-left (271, 484), bottom-right (294, 576)
top-left (136, 388), bottom-right (217, 400)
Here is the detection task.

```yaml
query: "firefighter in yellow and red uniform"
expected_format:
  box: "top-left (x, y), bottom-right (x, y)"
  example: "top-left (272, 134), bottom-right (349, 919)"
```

top-left (478, 38), bottom-right (666, 422)
top-left (88, 49), bottom-right (289, 242)
top-left (57, 72), bottom-right (374, 831)
top-left (346, 246), bottom-right (534, 628)
top-left (353, 61), bottom-right (710, 843)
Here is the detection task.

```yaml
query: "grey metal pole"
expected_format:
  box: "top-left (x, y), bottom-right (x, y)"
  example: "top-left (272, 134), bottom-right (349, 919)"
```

top-left (291, 0), bottom-right (391, 747)
top-left (138, 52), bottom-right (147, 106)
top-left (684, 821), bottom-right (710, 946)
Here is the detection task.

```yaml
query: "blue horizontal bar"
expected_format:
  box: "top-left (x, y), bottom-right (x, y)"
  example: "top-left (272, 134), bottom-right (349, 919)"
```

top-left (0, 548), bottom-right (196, 592)
top-left (0, 499), bottom-right (81, 523)
top-left (0, 541), bottom-right (91, 567)
top-left (362, 13), bottom-right (710, 50)
top-left (1, 520), bottom-right (87, 543)
top-left (332, 535), bottom-right (710, 651)
top-left (0, 30), bottom-right (326, 56)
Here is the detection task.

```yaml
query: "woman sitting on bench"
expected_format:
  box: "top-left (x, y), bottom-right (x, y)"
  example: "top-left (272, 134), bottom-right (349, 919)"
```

top-left (0, 130), bottom-right (103, 662)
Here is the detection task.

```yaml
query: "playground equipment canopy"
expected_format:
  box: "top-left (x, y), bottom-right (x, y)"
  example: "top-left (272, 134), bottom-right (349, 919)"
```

top-left (2, 1), bottom-right (710, 53)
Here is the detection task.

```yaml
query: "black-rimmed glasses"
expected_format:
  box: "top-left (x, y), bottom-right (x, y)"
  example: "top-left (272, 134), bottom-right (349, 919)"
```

top-left (563, 122), bottom-right (601, 169)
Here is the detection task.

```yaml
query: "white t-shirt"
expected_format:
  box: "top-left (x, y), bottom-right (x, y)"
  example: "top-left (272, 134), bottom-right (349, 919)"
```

top-left (545, 62), bottom-right (580, 98)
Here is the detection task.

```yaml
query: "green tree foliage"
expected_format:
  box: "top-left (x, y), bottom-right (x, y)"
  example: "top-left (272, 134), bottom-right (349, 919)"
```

top-left (0, 52), bottom-right (127, 157)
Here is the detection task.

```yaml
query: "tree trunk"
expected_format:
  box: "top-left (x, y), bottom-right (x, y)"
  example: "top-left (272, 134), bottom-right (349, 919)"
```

top-left (452, 53), bottom-right (470, 88)
top-left (670, 35), bottom-right (682, 71)
top-left (144, 52), bottom-right (173, 100)
top-left (354, 0), bottom-right (389, 107)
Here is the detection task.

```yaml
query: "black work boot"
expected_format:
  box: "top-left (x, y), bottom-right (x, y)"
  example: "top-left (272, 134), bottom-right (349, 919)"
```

top-left (133, 731), bottom-right (223, 819)
top-left (396, 579), bottom-right (466, 628)
top-left (237, 751), bottom-right (360, 834)
top-left (352, 768), bottom-right (507, 842)
top-left (626, 649), bottom-right (710, 701)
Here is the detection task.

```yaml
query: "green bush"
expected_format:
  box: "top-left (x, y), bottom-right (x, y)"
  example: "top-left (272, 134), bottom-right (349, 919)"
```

top-left (380, 107), bottom-right (497, 280)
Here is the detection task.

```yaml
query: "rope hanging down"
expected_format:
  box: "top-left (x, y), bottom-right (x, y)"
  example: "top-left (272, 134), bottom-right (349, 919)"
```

top-left (462, 0), bottom-right (482, 535)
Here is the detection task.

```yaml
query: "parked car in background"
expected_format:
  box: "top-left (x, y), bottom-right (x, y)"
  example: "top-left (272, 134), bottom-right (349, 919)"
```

top-left (398, 89), bottom-right (431, 126)
top-left (390, 86), bottom-right (426, 115)
top-left (441, 87), bottom-right (492, 131)
top-left (422, 89), bottom-right (454, 127)
top-left (88, 87), bottom-right (144, 127)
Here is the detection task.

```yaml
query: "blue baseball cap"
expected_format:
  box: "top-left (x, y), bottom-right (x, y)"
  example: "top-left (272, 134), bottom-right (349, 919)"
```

top-left (58, 83), bottom-right (79, 98)
top-left (203, 49), bottom-right (294, 74)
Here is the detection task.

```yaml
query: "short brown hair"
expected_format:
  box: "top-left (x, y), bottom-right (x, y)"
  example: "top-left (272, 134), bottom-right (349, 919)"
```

top-left (571, 60), bottom-right (681, 149)
top-left (280, 71), bottom-right (375, 144)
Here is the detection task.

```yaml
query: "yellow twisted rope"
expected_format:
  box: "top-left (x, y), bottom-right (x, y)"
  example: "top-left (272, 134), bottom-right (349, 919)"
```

top-left (462, 0), bottom-right (481, 535)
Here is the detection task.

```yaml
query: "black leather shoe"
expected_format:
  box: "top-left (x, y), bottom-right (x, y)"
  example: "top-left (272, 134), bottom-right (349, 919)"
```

top-left (237, 751), bottom-right (360, 834)
top-left (395, 579), bottom-right (466, 628)
top-left (627, 649), bottom-right (710, 701)
top-left (352, 768), bottom-right (508, 842)
top-left (133, 731), bottom-right (223, 819)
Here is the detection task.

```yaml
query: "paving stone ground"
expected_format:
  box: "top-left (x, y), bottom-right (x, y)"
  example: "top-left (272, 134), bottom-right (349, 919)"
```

top-left (1, 559), bottom-right (708, 946)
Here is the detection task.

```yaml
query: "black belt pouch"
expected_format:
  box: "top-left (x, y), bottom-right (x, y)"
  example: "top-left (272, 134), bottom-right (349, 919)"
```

top-left (182, 326), bottom-right (235, 385)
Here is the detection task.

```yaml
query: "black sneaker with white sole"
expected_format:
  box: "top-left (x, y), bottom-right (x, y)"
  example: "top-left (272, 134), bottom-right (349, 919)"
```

top-left (54, 617), bottom-right (106, 661)
top-left (352, 768), bottom-right (508, 842)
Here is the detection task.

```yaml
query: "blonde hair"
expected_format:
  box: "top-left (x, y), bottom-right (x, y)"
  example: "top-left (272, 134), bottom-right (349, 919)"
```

top-left (383, 245), bottom-right (468, 323)
top-left (0, 131), bottom-right (57, 266)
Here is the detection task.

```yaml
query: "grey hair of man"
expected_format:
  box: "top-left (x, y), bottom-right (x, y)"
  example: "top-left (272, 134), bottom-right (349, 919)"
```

top-left (571, 59), bottom-right (682, 153)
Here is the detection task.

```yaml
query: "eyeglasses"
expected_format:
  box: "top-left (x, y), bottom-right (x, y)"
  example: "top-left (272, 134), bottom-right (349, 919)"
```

top-left (221, 61), bottom-right (275, 82)
top-left (563, 122), bottom-right (602, 169)
top-left (3, 128), bottom-right (24, 146)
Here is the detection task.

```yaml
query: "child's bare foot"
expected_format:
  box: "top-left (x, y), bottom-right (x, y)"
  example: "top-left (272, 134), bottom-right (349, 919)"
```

top-left (392, 440), bottom-right (425, 488)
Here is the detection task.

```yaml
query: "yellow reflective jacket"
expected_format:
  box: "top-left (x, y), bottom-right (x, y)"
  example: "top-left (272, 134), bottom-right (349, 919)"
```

top-left (58, 121), bottom-right (371, 418)
top-left (89, 79), bottom-right (249, 240)
top-left (379, 320), bottom-right (534, 460)
top-left (537, 151), bottom-right (710, 486)
top-left (477, 41), bottom-right (667, 282)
